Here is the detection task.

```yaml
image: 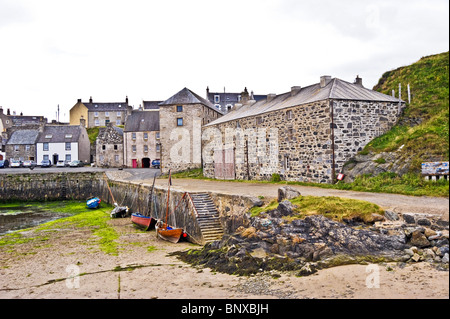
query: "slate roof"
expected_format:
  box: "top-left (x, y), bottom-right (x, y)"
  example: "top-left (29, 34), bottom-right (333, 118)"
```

top-left (6, 130), bottom-right (40, 145)
top-left (206, 77), bottom-right (404, 126)
top-left (124, 111), bottom-right (160, 132)
top-left (37, 125), bottom-right (83, 143)
top-left (159, 88), bottom-right (223, 114)
top-left (84, 102), bottom-right (129, 112)
top-left (143, 101), bottom-right (162, 110)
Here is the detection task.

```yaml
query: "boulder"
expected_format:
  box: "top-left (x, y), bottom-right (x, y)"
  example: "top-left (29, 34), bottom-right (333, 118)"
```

top-left (277, 200), bottom-right (295, 217)
top-left (442, 253), bottom-right (449, 264)
top-left (410, 229), bottom-right (431, 248)
top-left (384, 211), bottom-right (399, 221)
top-left (417, 218), bottom-right (432, 226)
top-left (402, 214), bottom-right (416, 224)
top-left (277, 186), bottom-right (301, 202)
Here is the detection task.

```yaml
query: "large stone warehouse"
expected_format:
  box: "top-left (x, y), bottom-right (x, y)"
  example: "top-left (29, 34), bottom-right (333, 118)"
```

top-left (202, 76), bottom-right (405, 183)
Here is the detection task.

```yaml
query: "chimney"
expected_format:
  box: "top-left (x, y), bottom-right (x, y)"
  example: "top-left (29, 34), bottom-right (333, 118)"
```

top-left (267, 94), bottom-right (276, 102)
top-left (77, 98), bottom-right (82, 103)
top-left (241, 87), bottom-right (249, 104)
top-left (354, 75), bottom-right (363, 87)
top-left (7, 108), bottom-right (10, 115)
top-left (320, 75), bottom-right (332, 88)
top-left (89, 96), bottom-right (93, 103)
top-left (126, 96), bottom-right (129, 104)
top-left (206, 86), bottom-right (210, 98)
top-left (291, 86), bottom-right (301, 96)
top-left (0, 107), bottom-right (3, 114)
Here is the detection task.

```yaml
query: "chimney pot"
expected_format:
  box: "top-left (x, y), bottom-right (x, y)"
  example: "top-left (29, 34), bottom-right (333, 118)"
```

top-left (320, 75), bottom-right (332, 88)
top-left (267, 94), bottom-right (277, 102)
top-left (291, 86), bottom-right (302, 96)
top-left (89, 96), bottom-right (93, 103)
top-left (77, 98), bottom-right (82, 103)
top-left (354, 75), bottom-right (363, 87)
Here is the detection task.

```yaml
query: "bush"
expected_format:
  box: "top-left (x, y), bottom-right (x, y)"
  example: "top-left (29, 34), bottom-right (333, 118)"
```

top-left (271, 173), bottom-right (281, 182)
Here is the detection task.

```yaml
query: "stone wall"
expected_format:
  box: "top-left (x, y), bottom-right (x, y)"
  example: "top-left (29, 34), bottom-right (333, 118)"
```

top-left (159, 104), bottom-right (221, 174)
top-left (203, 99), bottom-right (402, 183)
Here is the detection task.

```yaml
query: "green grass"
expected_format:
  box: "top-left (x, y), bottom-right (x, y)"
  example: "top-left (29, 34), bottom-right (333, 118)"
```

top-left (250, 195), bottom-right (385, 223)
top-left (368, 51), bottom-right (449, 167)
top-left (0, 201), bottom-right (119, 255)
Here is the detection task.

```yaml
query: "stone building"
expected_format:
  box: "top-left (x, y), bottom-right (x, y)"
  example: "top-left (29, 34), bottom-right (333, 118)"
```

top-left (96, 123), bottom-right (124, 168)
top-left (202, 76), bottom-right (405, 183)
top-left (123, 110), bottom-right (160, 168)
top-left (5, 129), bottom-right (40, 162)
top-left (69, 96), bottom-right (132, 128)
top-left (159, 87), bottom-right (223, 174)
top-left (206, 87), bottom-right (267, 114)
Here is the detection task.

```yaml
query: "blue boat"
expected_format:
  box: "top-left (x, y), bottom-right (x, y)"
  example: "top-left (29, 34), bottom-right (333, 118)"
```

top-left (87, 197), bottom-right (101, 209)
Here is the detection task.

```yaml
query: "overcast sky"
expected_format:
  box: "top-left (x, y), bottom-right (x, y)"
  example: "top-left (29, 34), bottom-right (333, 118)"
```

top-left (0, 0), bottom-right (448, 122)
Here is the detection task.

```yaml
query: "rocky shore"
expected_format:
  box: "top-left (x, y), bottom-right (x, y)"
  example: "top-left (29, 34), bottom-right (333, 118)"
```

top-left (174, 187), bottom-right (449, 277)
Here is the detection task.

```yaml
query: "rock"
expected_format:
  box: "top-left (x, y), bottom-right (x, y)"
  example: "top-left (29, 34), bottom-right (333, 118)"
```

top-left (384, 210), bottom-right (399, 221)
top-left (417, 218), bottom-right (432, 226)
top-left (410, 230), bottom-right (431, 248)
top-left (411, 253), bottom-right (421, 262)
top-left (410, 246), bottom-right (419, 254)
top-left (436, 246), bottom-right (449, 257)
top-left (277, 200), bottom-right (295, 217)
top-left (249, 197), bottom-right (264, 207)
top-left (402, 214), bottom-right (416, 224)
top-left (404, 248), bottom-right (415, 257)
top-left (297, 263), bottom-right (317, 276)
top-left (423, 249), bottom-right (436, 260)
top-left (424, 228), bottom-right (437, 238)
top-left (371, 213), bottom-right (385, 222)
top-left (442, 253), bottom-right (449, 264)
top-left (278, 186), bottom-right (301, 202)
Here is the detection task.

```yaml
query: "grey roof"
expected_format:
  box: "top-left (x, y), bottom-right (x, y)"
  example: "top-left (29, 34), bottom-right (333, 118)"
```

top-left (143, 101), bottom-right (162, 110)
top-left (84, 102), bottom-right (129, 112)
top-left (159, 88), bottom-right (223, 114)
top-left (206, 78), bottom-right (404, 126)
top-left (124, 111), bottom-right (160, 132)
top-left (7, 130), bottom-right (39, 145)
top-left (37, 125), bottom-right (83, 143)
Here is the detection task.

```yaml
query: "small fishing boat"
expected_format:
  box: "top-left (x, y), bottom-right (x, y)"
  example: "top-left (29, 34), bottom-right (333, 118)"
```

top-left (86, 197), bottom-right (101, 209)
top-left (110, 205), bottom-right (129, 218)
top-left (155, 220), bottom-right (186, 244)
top-left (131, 213), bottom-right (156, 231)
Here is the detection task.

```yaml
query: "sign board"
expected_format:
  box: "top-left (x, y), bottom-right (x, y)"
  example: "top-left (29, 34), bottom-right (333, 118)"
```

top-left (337, 173), bottom-right (345, 181)
top-left (421, 162), bottom-right (449, 176)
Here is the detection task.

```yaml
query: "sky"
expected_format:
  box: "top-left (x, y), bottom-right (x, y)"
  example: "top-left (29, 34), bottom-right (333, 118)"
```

top-left (0, 0), bottom-right (449, 122)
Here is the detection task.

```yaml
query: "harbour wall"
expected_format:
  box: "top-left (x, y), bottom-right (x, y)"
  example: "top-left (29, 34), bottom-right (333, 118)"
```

top-left (0, 172), bottom-right (257, 244)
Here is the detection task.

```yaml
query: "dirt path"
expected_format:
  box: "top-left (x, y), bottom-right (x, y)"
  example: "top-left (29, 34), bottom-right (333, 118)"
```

top-left (0, 218), bottom-right (448, 300)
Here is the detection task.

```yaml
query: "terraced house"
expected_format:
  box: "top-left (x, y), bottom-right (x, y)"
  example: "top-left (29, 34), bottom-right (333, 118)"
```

top-left (203, 76), bottom-right (405, 183)
top-left (70, 96), bottom-right (133, 128)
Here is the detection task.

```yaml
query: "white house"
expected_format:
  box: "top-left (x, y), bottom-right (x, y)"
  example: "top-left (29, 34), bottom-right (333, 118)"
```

top-left (36, 125), bottom-right (90, 165)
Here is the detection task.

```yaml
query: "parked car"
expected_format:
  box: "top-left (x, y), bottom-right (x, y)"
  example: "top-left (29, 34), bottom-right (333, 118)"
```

top-left (0, 160), bottom-right (9, 168)
top-left (69, 160), bottom-right (84, 167)
top-left (151, 159), bottom-right (160, 169)
top-left (56, 160), bottom-right (66, 167)
top-left (22, 160), bottom-right (37, 168)
top-left (40, 159), bottom-right (52, 167)
top-left (10, 159), bottom-right (23, 168)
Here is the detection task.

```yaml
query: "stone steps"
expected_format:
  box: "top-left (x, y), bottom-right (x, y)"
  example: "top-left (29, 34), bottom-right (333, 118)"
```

top-left (190, 193), bottom-right (224, 243)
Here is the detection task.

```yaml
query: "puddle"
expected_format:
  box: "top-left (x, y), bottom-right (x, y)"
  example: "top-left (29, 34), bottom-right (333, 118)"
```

top-left (0, 206), bottom-right (71, 235)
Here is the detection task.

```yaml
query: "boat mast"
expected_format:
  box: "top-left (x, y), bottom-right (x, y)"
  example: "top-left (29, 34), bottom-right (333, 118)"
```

top-left (165, 170), bottom-right (172, 225)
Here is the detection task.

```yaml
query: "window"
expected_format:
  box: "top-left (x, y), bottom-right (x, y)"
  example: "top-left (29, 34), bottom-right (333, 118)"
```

top-left (132, 133), bottom-right (136, 140)
top-left (43, 155), bottom-right (49, 161)
top-left (132, 145), bottom-right (136, 152)
top-left (105, 112), bottom-right (109, 117)
top-left (105, 119), bottom-right (110, 125)
top-left (156, 132), bottom-right (160, 139)
top-left (116, 119), bottom-right (121, 125)
top-left (144, 145), bottom-right (148, 153)
top-left (94, 112), bottom-right (99, 117)
top-left (102, 145), bottom-right (106, 150)
top-left (95, 119), bottom-right (100, 126)
top-left (65, 142), bottom-right (71, 151)
top-left (156, 144), bottom-right (160, 152)
top-left (43, 143), bottom-right (49, 151)
top-left (143, 132), bottom-right (148, 140)
top-left (214, 95), bottom-right (220, 103)
top-left (65, 134), bottom-right (72, 139)
top-left (286, 110), bottom-right (293, 120)
top-left (45, 134), bottom-right (52, 139)
top-left (115, 155), bottom-right (119, 162)
top-left (26, 145), bottom-right (31, 152)
top-left (117, 111), bottom-right (121, 117)
top-left (177, 118), bottom-right (183, 126)
top-left (284, 155), bottom-right (290, 171)
top-left (177, 105), bottom-right (183, 112)
top-left (114, 145), bottom-right (118, 150)
top-left (14, 145), bottom-right (19, 152)
top-left (66, 154), bottom-right (71, 162)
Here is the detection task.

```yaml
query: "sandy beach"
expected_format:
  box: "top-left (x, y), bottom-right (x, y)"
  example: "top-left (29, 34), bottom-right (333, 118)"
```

top-left (0, 217), bottom-right (448, 300)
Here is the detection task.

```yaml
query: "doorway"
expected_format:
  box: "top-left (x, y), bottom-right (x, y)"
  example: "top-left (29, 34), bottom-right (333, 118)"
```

top-left (53, 154), bottom-right (59, 165)
top-left (142, 158), bottom-right (151, 168)
top-left (132, 159), bottom-right (138, 168)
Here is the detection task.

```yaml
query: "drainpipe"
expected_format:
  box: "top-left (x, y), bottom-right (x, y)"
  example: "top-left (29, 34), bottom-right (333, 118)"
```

top-left (330, 100), bottom-right (336, 184)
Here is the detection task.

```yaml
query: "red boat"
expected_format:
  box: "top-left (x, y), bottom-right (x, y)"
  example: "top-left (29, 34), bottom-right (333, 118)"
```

top-left (155, 220), bottom-right (185, 244)
top-left (131, 213), bottom-right (156, 231)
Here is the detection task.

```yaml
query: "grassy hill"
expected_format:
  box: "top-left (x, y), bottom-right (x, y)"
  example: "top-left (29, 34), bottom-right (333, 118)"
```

top-left (366, 51), bottom-right (449, 169)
